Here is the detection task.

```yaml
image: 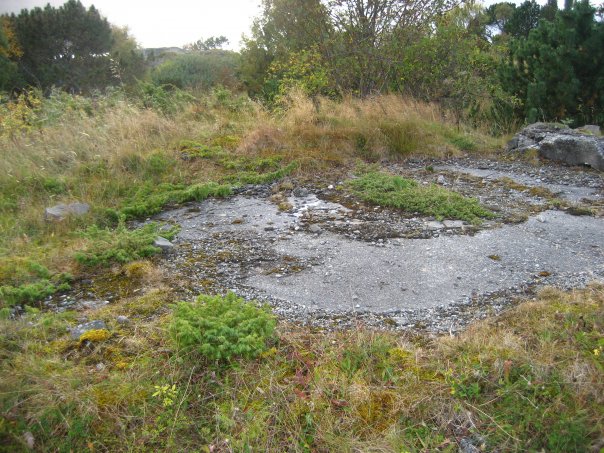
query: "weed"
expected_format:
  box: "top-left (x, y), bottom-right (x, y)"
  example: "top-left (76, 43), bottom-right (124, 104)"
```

top-left (0, 258), bottom-right (72, 307)
top-left (446, 132), bottom-right (477, 151)
top-left (224, 161), bottom-right (298, 185)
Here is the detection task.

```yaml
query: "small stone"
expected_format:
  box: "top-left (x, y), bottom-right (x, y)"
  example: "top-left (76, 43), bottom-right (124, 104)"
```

top-left (309, 224), bottom-right (322, 234)
top-left (96, 362), bottom-right (106, 372)
top-left (458, 437), bottom-right (481, 453)
top-left (536, 215), bottom-right (546, 223)
top-left (293, 187), bottom-right (309, 197)
top-left (327, 184), bottom-right (334, 189)
top-left (116, 315), bottom-right (129, 325)
top-left (70, 320), bottom-right (107, 340)
top-left (22, 431), bottom-right (34, 449)
top-left (443, 220), bottom-right (464, 229)
top-left (154, 237), bottom-right (174, 250)
top-left (425, 221), bottom-right (445, 230)
top-left (436, 175), bottom-right (446, 185)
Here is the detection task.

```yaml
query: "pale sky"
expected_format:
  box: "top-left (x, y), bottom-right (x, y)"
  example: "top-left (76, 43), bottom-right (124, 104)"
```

top-left (0, 0), bottom-right (567, 50)
top-left (0, 0), bottom-right (263, 49)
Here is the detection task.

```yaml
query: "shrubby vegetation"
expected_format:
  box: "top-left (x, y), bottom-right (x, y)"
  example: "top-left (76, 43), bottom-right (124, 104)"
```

top-left (151, 51), bottom-right (240, 91)
top-left (0, 0), bottom-right (603, 451)
top-left (170, 292), bottom-right (276, 362)
top-left (501, 1), bottom-right (604, 126)
top-left (2, 0), bottom-right (602, 127)
top-left (74, 221), bottom-right (179, 267)
top-left (348, 172), bottom-right (494, 223)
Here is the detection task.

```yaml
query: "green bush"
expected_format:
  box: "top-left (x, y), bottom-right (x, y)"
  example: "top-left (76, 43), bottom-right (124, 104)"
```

top-left (151, 52), bottom-right (239, 91)
top-left (75, 221), bottom-right (179, 267)
top-left (348, 172), bottom-right (494, 223)
top-left (170, 292), bottom-right (276, 362)
top-left (119, 181), bottom-right (232, 220)
top-left (0, 259), bottom-right (72, 307)
top-left (136, 82), bottom-right (195, 115)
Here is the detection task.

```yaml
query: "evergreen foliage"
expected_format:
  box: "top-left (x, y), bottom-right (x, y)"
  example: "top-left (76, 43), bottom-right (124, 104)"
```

top-left (8, 0), bottom-right (113, 92)
top-left (0, 259), bottom-right (71, 307)
top-left (74, 221), bottom-right (179, 267)
top-left (170, 292), bottom-right (276, 362)
top-left (501, 1), bottom-right (604, 125)
top-left (0, 20), bottom-right (21, 91)
top-left (348, 172), bottom-right (494, 223)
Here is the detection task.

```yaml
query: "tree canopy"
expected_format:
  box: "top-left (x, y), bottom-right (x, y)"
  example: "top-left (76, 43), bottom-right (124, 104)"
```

top-left (501, 0), bottom-right (604, 126)
top-left (1, 0), bottom-right (144, 93)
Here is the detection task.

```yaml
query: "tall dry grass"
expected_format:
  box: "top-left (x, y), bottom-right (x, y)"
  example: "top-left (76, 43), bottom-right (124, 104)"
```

top-left (0, 89), bottom-right (501, 261)
top-left (238, 90), bottom-right (503, 171)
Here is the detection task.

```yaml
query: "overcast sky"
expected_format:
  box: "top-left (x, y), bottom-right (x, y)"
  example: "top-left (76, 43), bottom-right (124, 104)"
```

top-left (0, 0), bottom-right (565, 50)
top-left (0, 0), bottom-right (263, 49)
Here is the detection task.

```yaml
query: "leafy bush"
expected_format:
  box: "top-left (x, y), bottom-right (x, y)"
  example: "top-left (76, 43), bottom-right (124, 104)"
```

top-left (136, 82), bottom-right (195, 115)
top-left (75, 221), bottom-right (179, 267)
top-left (170, 292), bottom-right (276, 362)
top-left (151, 51), bottom-right (240, 91)
top-left (348, 172), bottom-right (494, 223)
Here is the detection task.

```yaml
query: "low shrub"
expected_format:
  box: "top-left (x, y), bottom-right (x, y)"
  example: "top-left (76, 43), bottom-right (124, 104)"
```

top-left (170, 292), bottom-right (276, 362)
top-left (0, 258), bottom-right (72, 307)
top-left (118, 181), bottom-right (232, 220)
top-left (347, 172), bottom-right (494, 223)
top-left (75, 221), bottom-right (179, 267)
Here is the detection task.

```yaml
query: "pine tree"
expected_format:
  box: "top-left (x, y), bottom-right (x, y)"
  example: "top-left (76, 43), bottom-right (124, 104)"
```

top-left (501, 0), bottom-right (604, 126)
top-left (6, 0), bottom-right (113, 93)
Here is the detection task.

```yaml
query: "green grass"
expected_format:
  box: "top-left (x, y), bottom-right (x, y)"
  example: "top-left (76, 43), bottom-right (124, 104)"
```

top-left (0, 286), bottom-right (601, 451)
top-left (347, 171), bottom-right (495, 223)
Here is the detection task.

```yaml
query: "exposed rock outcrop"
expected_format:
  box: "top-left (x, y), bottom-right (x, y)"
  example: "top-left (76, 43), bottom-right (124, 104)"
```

top-left (507, 123), bottom-right (604, 171)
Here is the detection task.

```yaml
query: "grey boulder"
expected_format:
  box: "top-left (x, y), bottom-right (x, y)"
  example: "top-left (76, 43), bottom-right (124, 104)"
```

top-left (45, 202), bottom-right (90, 221)
top-left (576, 124), bottom-right (601, 136)
top-left (507, 123), bottom-right (604, 170)
top-left (539, 134), bottom-right (604, 170)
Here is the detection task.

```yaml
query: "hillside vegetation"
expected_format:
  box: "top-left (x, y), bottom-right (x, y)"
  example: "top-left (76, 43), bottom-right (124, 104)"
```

top-left (1, 0), bottom-right (603, 451)
top-left (0, 78), bottom-right (602, 453)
